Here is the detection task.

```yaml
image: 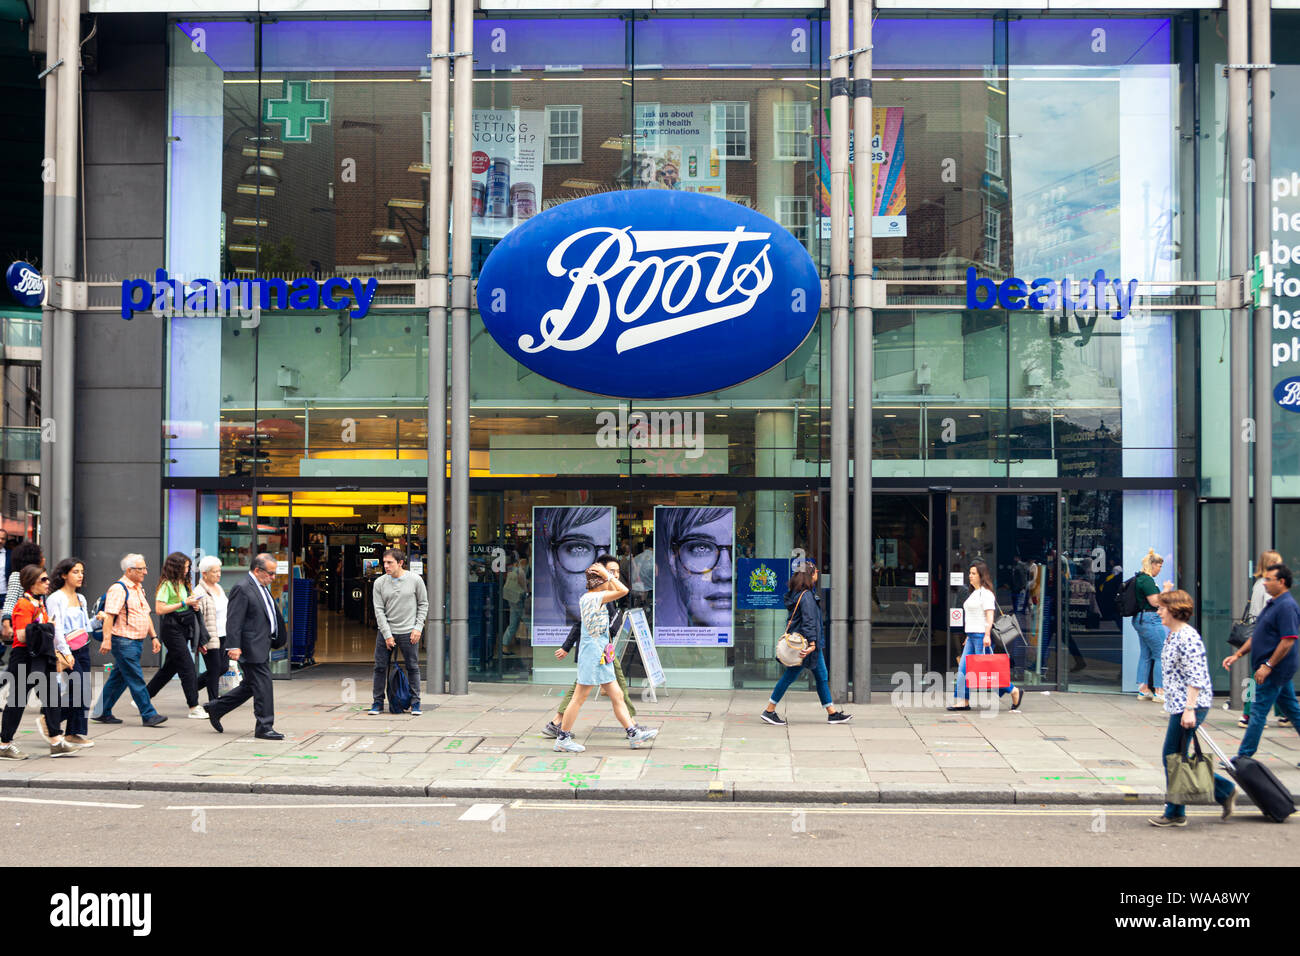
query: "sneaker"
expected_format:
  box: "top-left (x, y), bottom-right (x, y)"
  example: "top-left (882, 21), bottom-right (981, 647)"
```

top-left (1220, 789), bottom-right (1237, 821)
top-left (367, 703), bottom-right (383, 716)
top-left (627, 725), bottom-right (659, 748)
top-left (0, 743), bottom-right (27, 759)
top-left (759, 710), bottom-right (786, 726)
top-left (553, 732), bottom-right (585, 754)
top-left (1153, 692), bottom-right (1166, 703)
top-left (1147, 815), bottom-right (1187, 828)
top-left (142, 714), bottom-right (168, 727)
top-left (91, 714), bottom-right (122, 725)
top-left (1136, 690), bottom-right (1154, 701)
top-left (1237, 715), bottom-right (1250, 728)
top-left (541, 720), bottom-right (562, 739)
top-left (827, 711), bottom-right (853, 724)
top-left (188, 705), bottom-right (209, 719)
top-left (36, 715), bottom-right (50, 743)
top-left (49, 739), bottom-right (79, 758)
top-left (410, 705), bottom-right (422, 716)
top-left (64, 735), bottom-right (94, 748)
top-left (1278, 717), bottom-right (1292, 727)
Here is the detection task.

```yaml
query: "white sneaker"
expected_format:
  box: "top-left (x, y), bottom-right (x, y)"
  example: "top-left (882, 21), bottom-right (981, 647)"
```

top-left (627, 726), bottom-right (659, 748)
top-left (553, 733), bottom-right (585, 753)
top-left (189, 705), bottom-right (209, 719)
top-left (49, 739), bottom-right (79, 758)
top-left (1153, 692), bottom-right (1166, 703)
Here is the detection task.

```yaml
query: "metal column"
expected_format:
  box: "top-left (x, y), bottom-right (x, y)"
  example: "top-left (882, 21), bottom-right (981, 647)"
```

top-left (426, 0), bottom-right (450, 694)
top-left (1228, 0), bottom-right (1251, 708)
top-left (1251, 0), bottom-right (1273, 557)
top-left (828, 0), bottom-right (850, 703)
top-left (51, 0), bottom-right (79, 562)
top-left (38, 0), bottom-right (58, 551)
top-left (448, 0), bottom-right (473, 694)
top-left (850, 0), bottom-right (873, 703)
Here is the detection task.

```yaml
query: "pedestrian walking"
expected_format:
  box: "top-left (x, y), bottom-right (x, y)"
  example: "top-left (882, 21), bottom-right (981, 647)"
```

top-left (146, 552), bottom-right (207, 719)
top-left (1239, 550), bottom-right (1287, 729)
top-left (761, 560), bottom-right (852, 726)
top-left (499, 554), bottom-right (528, 657)
top-left (46, 558), bottom-right (95, 748)
top-left (553, 563), bottom-right (658, 753)
top-left (1, 541), bottom-right (42, 644)
top-left (948, 560), bottom-right (1023, 712)
top-left (366, 548), bottom-right (428, 716)
top-left (1149, 589), bottom-right (1237, 826)
top-left (91, 553), bottom-right (167, 728)
top-left (205, 553), bottom-right (286, 739)
top-left (543, 553), bottom-right (635, 738)
top-left (1133, 548), bottom-right (1171, 702)
top-left (1221, 563), bottom-right (1300, 762)
top-left (192, 556), bottom-right (228, 703)
top-left (0, 564), bottom-right (80, 758)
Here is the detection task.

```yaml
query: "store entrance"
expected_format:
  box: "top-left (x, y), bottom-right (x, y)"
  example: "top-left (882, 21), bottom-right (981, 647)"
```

top-left (869, 490), bottom-right (1063, 691)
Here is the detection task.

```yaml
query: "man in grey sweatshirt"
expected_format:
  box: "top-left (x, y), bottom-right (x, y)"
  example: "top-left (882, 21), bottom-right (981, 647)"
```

top-left (369, 548), bottom-right (430, 715)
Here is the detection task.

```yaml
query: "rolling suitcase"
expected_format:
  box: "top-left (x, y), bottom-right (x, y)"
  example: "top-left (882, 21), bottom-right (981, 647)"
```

top-left (1197, 725), bottom-right (1296, 823)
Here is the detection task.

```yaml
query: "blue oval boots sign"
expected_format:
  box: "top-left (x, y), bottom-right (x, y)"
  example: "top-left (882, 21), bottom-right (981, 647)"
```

top-left (477, 191), bottom-right (822, 399)
top-left (5, 261), bottom-right (44, 308)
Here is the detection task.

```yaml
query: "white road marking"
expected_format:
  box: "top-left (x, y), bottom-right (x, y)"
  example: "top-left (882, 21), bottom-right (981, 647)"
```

top-left (509, 802), bottom-right (1220, 817)
top-left (458, 802), bottom-right (503, 821)
top-left (0, 796), bottom-right (143, 808)
top-left (164, 802), bottom-right (457, 811)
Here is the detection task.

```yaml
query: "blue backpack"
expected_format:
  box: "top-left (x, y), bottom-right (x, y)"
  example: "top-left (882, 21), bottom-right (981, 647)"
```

top-left (90, 581), bottom-right (131, 632)
top-left (387, 649), bottom-right (412, 714)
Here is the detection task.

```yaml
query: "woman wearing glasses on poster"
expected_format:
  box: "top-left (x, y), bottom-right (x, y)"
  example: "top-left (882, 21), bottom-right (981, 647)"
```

top-left (655, 507), bottom-right (734, 630)
top-left (533, 507), bottom-right (612, 630)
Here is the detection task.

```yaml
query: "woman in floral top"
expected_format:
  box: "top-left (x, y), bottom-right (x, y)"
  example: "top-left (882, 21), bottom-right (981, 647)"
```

top-left (1149, 589), bottom-right (1237, 827)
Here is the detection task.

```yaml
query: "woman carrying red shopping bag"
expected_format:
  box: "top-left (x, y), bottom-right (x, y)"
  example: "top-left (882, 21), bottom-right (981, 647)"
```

top-left (949, 560), bottom-right (1023, 712)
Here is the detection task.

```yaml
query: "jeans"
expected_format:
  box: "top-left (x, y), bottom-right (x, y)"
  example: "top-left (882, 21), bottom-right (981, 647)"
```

top-left (372, 632), bottom-right (421, 707)
top-left (1134, 611), bottom-right (1165, 688)
top-left (0, 646), bottom-right (64, 742)
top-left (60, 643), bottom-right (93, 737)
top-left (500, 601), bottom-right (523, 649)
top-left (770, 648), bottom-right (832, 707)
top-left (145, 622), bottom-right (200, 708)
top-left (93, 636), bottom-right (158, 721)
top-left (956, 634), bottom-right (1016, 700)
top-left (1237, 670), bottom-right (1300, 758)
top-left (1162, 709), bottom-right (1235, 819)
top-left (1242, 678), bottom-right (1285, 719)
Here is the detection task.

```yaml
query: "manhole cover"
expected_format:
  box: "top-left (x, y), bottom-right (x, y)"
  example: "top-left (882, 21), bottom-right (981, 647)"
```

top-left (517, 755), bottom-right (602, 773)
top-left (1097, 759), bottom-right (1134, 768)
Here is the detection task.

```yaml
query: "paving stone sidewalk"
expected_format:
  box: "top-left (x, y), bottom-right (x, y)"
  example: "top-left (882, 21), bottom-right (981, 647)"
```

top-left (1, 670), bottom-right (1297, 804)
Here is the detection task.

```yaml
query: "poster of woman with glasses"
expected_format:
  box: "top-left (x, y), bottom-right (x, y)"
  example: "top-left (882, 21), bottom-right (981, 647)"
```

top-left (653, 506), bottom-right (735, 646)
top-left (531, 506), bottom-right (616, 646)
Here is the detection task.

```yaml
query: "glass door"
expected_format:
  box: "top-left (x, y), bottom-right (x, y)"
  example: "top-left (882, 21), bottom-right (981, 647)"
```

top-left (871, 493), bottom-right (932, 686)
top-left (947, 493), bottom-right (1060, 688)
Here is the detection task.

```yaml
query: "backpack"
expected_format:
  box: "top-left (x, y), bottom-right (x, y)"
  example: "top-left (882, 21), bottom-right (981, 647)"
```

top-left (91, 581), bottom-right (131, 632)
top-left (387, 648), bottom-right (412, 714)
top-left (1119, 575), bottom-right (1141, 617)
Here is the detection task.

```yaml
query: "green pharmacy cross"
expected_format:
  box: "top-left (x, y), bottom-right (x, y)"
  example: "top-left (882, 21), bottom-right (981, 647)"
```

top-left (263, 79), bottom-right (331, 144)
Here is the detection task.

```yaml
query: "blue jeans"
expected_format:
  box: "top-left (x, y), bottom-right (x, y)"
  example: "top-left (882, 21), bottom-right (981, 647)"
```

top-left (956, 634), bottom-right (1015, 700)
top-left (92, 636), bottom-right (158, 721)
top-left (1237, 670), bottom-right (1300, 758)
top-left (1162, 709), bottom-right (1235, 819)
top-left (1134, 611), bottom-right (1165, 688)
top-left (500, 601), bottom-right (523, 649)
top-left (60, 644), bottom-right (93, 736)
top-left (770, 648), bottom-right (831, 707)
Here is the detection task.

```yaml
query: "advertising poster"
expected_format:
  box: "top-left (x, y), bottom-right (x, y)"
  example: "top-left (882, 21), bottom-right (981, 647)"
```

top-left (634, 104), bottom-right (726, 195)
top-left (471, 108), bottom-right (544, 240)
top-left (1271, 66), bottom-right (1300, 486)
top-left (815, 106), bottom-right (907, 238)
top-left (530, 505), bottom-right (616, 646)
top-left (653, 505), bottom-right (734, 646)
top-left (626, 608), bottom-right (666, 689)
top-left (737, 558), bottom-right (790, 611)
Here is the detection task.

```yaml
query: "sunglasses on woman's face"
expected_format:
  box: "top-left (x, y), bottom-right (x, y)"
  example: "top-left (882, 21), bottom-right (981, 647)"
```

top-left (38, 576), bottom-right (49, 583)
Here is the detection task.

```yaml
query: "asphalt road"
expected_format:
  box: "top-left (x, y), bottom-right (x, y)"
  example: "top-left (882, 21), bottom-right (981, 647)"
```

top-left (5, 789), bottom-right (1294, 867)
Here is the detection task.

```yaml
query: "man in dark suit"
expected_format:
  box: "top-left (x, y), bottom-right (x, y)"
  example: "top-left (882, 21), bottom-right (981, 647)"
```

top-left (207, 553), bottom-right (286, 740)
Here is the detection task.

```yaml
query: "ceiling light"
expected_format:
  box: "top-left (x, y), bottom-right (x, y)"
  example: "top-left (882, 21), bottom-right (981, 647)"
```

top-left (242, 163), bottom-right (280, 181)
top-left (407, 162), bottom-right (432, 174)
top-left (231, 217), bottom-right (269, 228)
top-left (387, 198), bottom-right (426, 209)
top-left (237, 184), bottom-right (275, 196)
top-left (241, 147), bottom-right (284, 160)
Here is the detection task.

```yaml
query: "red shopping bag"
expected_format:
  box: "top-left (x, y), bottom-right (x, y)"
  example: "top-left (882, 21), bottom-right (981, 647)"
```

top-left (965, 652), bottom-right (1010, 691)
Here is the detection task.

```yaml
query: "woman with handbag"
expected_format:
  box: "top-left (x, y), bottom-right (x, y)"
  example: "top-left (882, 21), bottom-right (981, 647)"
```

top-left (552, 563), bottom-right (658, 753)
top-left (192, 556), bottom-right (228, 703)
top-left (0, 564), bottom-right (79, 758)
top-left (145, 552), bottom-right (206, 719)
top-left (1149, 589), bottom-right (1237, 827)
top-left (949, 561), bottom-right (1022, 712)
top-left (47, 558), bottom-right (95, 747)
top-left (761, 561), bottom-right (851, 726)
top-left (1239, 550), bottom-right (1286, 729)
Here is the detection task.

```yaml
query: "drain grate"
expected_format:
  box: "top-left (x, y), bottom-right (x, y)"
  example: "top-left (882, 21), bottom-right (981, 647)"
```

top-left (1097, 759), bottom-right (1134, 768)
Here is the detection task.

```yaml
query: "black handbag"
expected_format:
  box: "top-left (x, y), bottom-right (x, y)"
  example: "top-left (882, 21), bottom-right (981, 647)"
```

top-left (24, 621), bottom-right (56, 660)
top-left (1228, 598), bottom-right (1254, 649)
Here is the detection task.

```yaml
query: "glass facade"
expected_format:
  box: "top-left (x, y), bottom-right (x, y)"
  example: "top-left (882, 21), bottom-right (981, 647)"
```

top-left (156, 9), bottom-right (1299, 694)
